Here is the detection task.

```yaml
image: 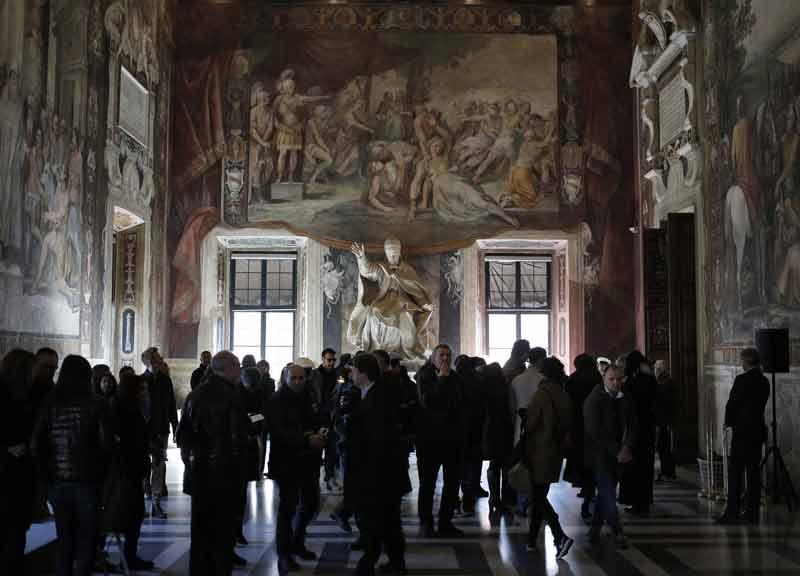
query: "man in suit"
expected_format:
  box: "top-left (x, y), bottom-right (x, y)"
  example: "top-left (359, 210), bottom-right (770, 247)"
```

top-left (718, 347), bottom-right (770, 525)
top-left (350, 353), bottom-right (406, 575)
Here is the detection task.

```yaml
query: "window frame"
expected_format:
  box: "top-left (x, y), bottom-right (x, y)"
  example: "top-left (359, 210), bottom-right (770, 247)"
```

top-left (484, 256), bottom-right (552, 357)
top-left (229, 253), bottom-right (297, 362)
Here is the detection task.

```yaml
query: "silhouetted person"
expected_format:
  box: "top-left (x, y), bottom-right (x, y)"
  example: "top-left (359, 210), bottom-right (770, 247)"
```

top-left (191, 350), bottom-right (212, 390)
top-left (563, 354), bottom-right (602, 520)
top-left (109, 373), bottom-right (154, 570)
top-left (350, 353), bottom-right (407, 575)
top-left (654, 359), bottom-right (677, 481)
top-left (524, 357), bottom-right (574, 558)
top-left (184, 351), bottom-right (250, 575)
top-left (269, 364), bottom-right (327, 574)
top-left (503, 339), bottom-right (531, 383)
top-left (455, 355), bottom-right (485, 514)
top-left (619, 351), bottom-right (657, 515)
top-left (0, 349), bottom-right (36, 574)
top-left (32, 355), bottom-right (111, 576)
top-left (141, 346), bottom-right (178, 519)
top-left (30, 348), bottom-right (59, 521)
top-left (584, 364), bottom-right (635, 549)
top-left (718, 348), bottom-right (769, 525)
top-left (415, 344), bottom-right (463, 537)
top-left (483, 361), bottom-right (515, 518)
top-left (313, 348), bottom-right (340, 489)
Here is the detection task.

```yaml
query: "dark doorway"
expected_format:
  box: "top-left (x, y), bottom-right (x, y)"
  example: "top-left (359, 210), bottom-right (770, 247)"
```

top-left (644, 213), bottom-right (698, 464)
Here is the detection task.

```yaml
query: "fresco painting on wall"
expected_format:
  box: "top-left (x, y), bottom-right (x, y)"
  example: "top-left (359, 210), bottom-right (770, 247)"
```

top-left (706, 0), bottom-right (800, 345)
top-left (0, 70), bottom-right (84, 336)
top-left (180, 33), bottom-right (559, 249)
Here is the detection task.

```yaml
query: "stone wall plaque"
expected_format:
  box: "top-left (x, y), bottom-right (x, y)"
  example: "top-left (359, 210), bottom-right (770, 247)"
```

top-left (119, 66), bottom-right (149, 146)
top-left (659, 71), bottom-right (685, 149)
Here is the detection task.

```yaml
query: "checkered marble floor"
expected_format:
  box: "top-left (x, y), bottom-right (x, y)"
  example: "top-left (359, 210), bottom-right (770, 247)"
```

top-left (24, 448), bottom-right (800, 575)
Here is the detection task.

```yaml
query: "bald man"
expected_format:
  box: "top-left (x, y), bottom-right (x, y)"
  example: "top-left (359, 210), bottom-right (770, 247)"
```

top-left (268, 364), bottom-right (327, 574)
top-left (185, 351), bottom-right (250, 575)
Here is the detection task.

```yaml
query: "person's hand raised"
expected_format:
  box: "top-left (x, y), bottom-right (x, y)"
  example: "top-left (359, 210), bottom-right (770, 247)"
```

top-left (351, 242), bottom-right (366, 260)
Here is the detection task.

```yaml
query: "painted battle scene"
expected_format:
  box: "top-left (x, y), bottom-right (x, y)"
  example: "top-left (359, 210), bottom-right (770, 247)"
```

top-left (706, 0), bottom-right (800, 344)
top-left (179, 33), bottom-right (559, 249)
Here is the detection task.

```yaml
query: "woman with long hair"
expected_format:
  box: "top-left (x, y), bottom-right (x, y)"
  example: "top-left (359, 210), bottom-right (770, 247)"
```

top-left (32, 354), bottom-right (110, 576)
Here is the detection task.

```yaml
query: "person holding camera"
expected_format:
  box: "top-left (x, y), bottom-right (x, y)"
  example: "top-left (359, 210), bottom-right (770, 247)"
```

top-left (268, 363), bottom-right (328, 574)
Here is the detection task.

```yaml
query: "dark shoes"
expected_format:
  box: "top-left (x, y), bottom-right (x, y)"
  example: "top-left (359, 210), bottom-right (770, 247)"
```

top-left (278, 555), bottom-right (301, 574)
top-left (292, 545), bottom-right (318, 561)
top-left (331, 511), bottom-right (353, 533)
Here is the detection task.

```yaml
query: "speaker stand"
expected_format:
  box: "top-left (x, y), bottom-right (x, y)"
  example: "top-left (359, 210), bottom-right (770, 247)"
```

top-left (759, 370), bottom-right (798, 511)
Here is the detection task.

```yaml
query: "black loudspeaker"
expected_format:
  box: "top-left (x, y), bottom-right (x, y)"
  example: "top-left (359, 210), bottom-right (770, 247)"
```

top-left (755, 328), bottom-right (790, 373)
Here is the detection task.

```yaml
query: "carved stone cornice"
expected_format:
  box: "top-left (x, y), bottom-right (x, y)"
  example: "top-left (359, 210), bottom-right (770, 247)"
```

top-left (175, 3), bottom-right (568, 53)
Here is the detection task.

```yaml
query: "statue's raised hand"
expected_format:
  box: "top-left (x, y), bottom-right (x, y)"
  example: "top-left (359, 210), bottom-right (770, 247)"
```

top-left (350, 242), bottom-right (366, 260)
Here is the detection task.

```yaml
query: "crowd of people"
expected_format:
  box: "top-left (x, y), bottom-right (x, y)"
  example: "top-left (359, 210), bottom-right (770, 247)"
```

top-left (0, 338), bottom-right (770, 575)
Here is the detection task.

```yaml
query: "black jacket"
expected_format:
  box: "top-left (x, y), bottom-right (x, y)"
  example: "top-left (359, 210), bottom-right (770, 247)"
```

top-left (583, 384), bottom-right (636, 474)
top-left (563, 368), bottom-right (601, 486)
top-left (415, 363), bottom-right (463, 448)
top-left (144, 370), bottom-right (178, 438)
top-left (349, 381), bottom-right (409, 506)
top-left (724, 368), bottom-right (770, 453)
top-left (112, 401), bottom-right (151, 481)
top-left (183, 373), bottom-right (249, 471)
top-left (32, 392), bottom-right (110, 484)
top-left (190, 364), bottom-right (208, 391)
top-left (267, 385), bottom-right (320, 480)
top-left (483, 368), bottom-right (514, 461)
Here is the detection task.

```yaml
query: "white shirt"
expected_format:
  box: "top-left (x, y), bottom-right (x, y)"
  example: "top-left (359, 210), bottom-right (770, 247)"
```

top-left (510, 366), bottom-right (543, 443)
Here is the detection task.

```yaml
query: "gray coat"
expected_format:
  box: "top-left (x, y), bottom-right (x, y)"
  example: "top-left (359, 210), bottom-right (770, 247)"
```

top-left (583, 384), bottom-right (636, 474)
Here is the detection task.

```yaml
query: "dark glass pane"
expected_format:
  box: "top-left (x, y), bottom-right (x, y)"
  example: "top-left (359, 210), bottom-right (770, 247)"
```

top-left (279, 290), bottom-right (293, 306)
top-left (265, 290), bottom-right (280, 306)
top-left (267, 260), bottom-right (281, 274)
top-left (280, 260), bottom-right (293, 274)
top-left (266, 272), bottom-right (279, 290)
top-left (248, 273), bottom-right (261, 290)
top-left (279, 273), bottom-right (293, 290)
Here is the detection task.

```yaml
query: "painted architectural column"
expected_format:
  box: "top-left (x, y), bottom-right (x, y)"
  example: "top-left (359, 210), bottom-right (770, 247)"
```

top-left (302, 238), bottom-right (324, 359)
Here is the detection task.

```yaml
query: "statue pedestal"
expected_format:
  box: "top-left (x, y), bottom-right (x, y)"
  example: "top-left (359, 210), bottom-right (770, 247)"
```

top-left (270, 182), bottom-right (304, 202)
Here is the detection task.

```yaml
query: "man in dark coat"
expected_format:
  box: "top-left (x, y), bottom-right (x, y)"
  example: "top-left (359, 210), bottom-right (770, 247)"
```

top-left (350, 353), bottom-right (406, 576)
top-left (268, 364), bottom-right (327, 574)
top-left (583, 364), bottom-right (635, 549)
top-left (184, 351), bottom-right (250, 576)
top-left (141, 346), bottom-right (178, 519)
top-left (718, 348), bottom-right (770, 524)
top-left (312, 348), bottom-right (340, 489)
top-left (618, 350), bottom-right (657, 515)
top-left (563, 353), bottom-right (602, 520)
top-left (190, 350), bottom-right (212, 390)
top-left (415, 344), bottom-right (464, 537)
